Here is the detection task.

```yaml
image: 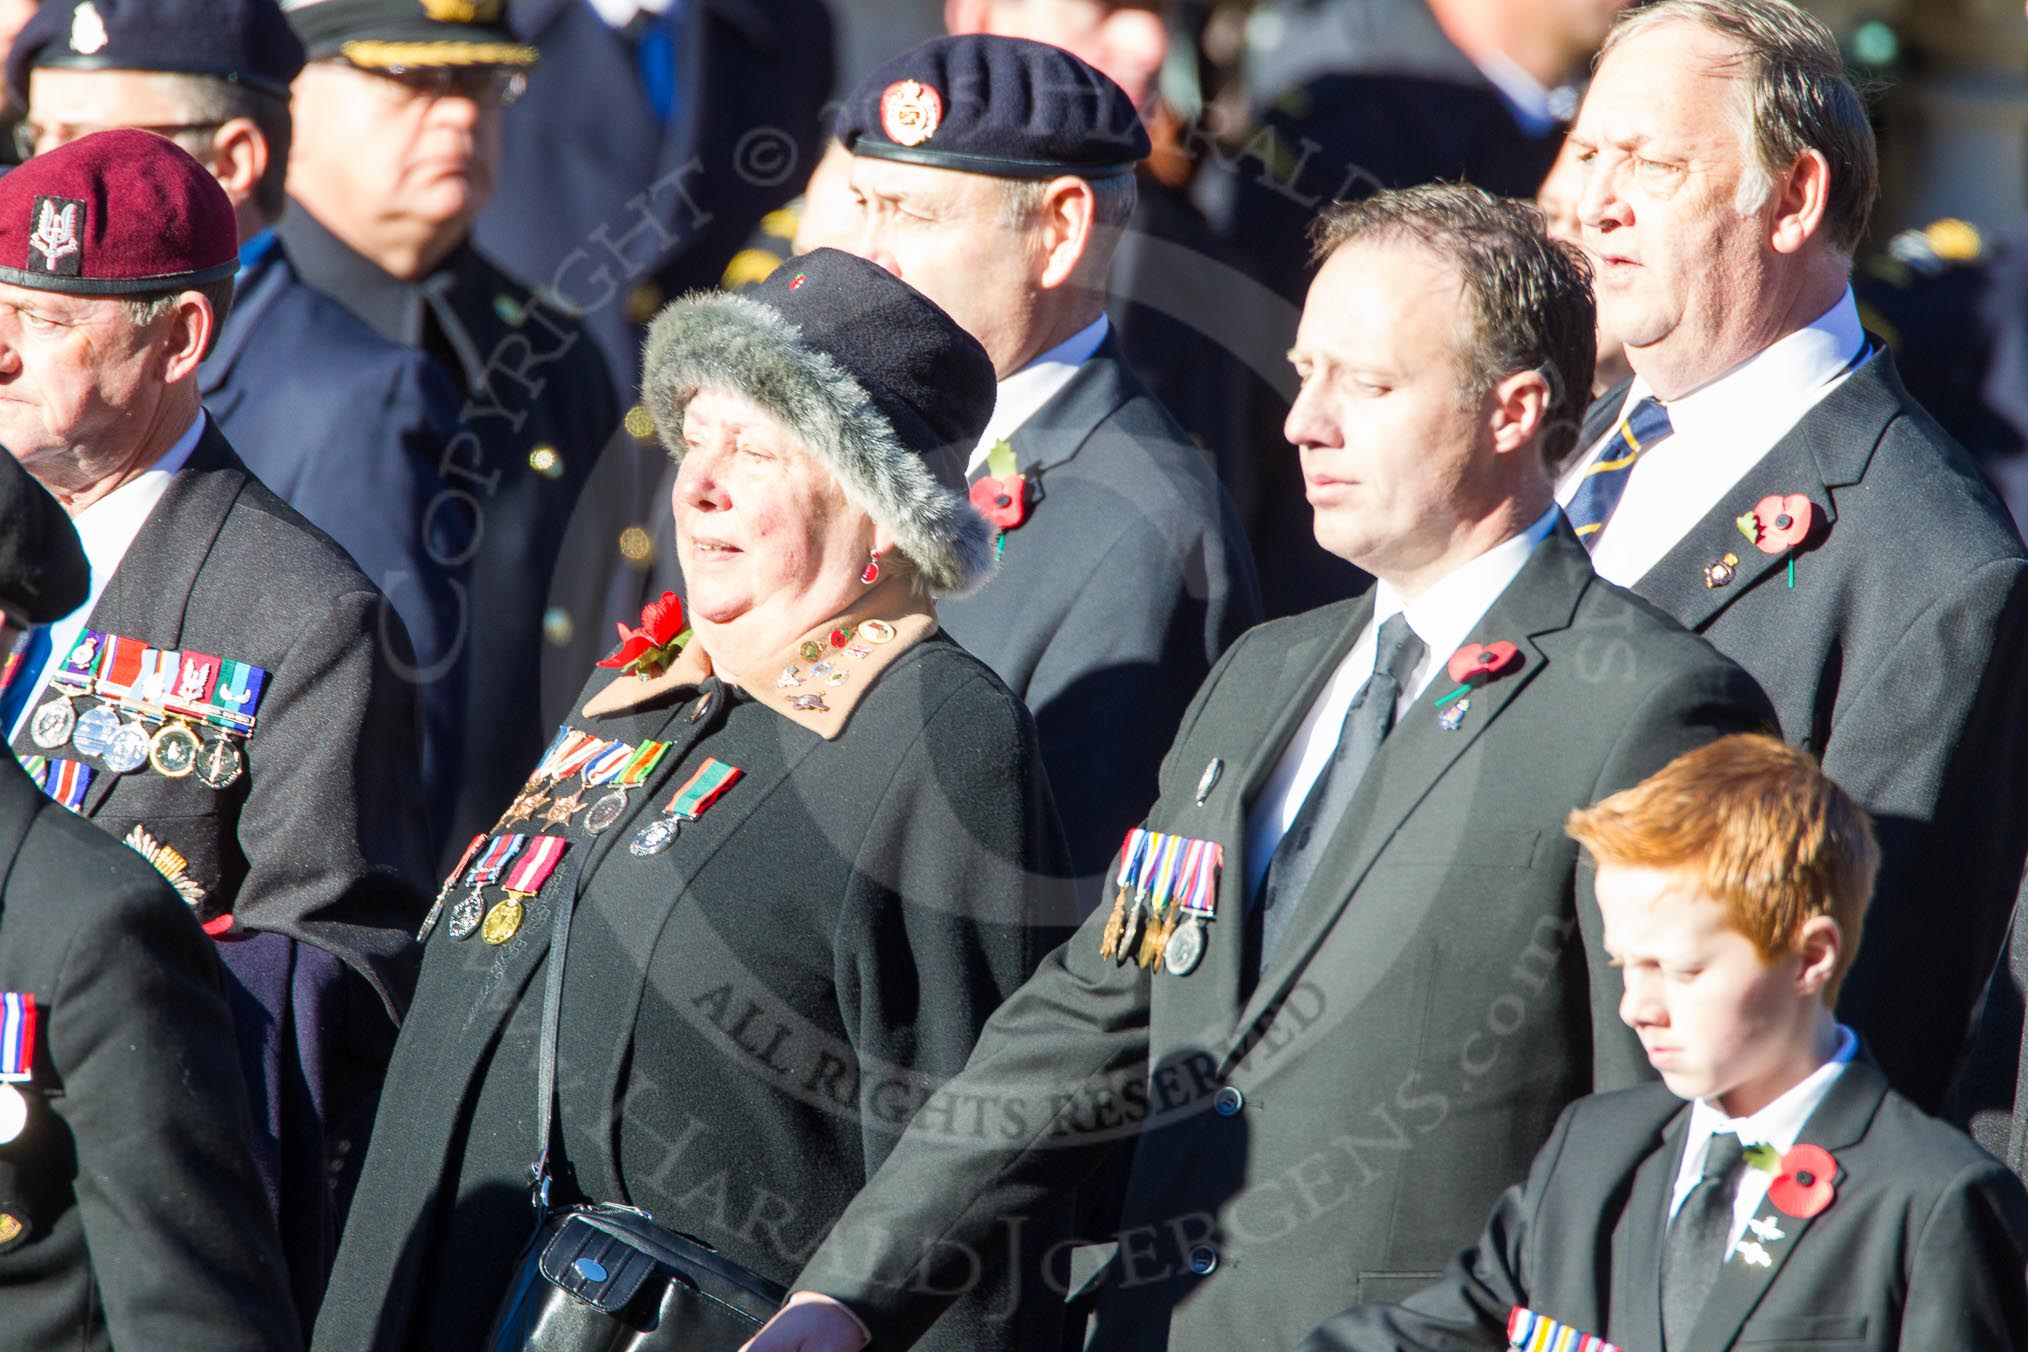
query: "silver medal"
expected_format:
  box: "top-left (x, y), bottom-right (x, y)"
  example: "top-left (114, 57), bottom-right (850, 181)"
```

top-left (1164, 915), bottom-right (1207, 976)
top-left (447, 891), bottom-right (486, 941)
top-left (584, 788), bottom-right (629, 835)
top-left (70, 705), bottom-right (122, 759)
top-left (630, 816), bottom-right (679, 857)
top-left (103, 721), bottom-right (151, 774)
top-left (28, 698), bottom-right (75, 750)
top-left (0, 1084), bottom-right (26, 1145)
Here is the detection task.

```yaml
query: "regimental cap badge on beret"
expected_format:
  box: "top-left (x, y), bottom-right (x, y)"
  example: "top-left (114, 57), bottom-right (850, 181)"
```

top-left (69, 1), bottom-right (109, 54)
top-left (880, 79), bottom-right (942, 148)
top-left (26, 197), bottom-right (84, 278)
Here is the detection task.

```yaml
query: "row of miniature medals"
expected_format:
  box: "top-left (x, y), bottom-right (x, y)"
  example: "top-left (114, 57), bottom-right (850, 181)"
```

top-left (1098, 827), bottom-right (1225, 977)
top-left (24, 630), bottom-right (267, 805)
top-left (416, 718), bottom-right (743, 947)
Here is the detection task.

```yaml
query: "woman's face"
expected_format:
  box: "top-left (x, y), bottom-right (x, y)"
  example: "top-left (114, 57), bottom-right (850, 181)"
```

top-left (673, 388), bottom-right (880, 645)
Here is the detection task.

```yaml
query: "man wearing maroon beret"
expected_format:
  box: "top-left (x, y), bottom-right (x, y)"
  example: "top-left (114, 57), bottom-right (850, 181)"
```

top-left (0, 128), bottom-right (433, 1336)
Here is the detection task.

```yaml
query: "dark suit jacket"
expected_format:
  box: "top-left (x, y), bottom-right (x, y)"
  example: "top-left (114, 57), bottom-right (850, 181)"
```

top-left (1581, 352), bottom-right (2028, 1112)
top-left (275, 206), bottom-right (619, 866)
top-left (201, 239), bottom-right (473, 847)
top-left (791, 525), bottom-right (1773, 1351)
top-left (1302, 1057), bottom-right (2028, 1351)
top-left (475, 0), bottom-right (836, 400)
top-left (937, 339), bottom-right (1262, 908)
top-left (0, 752), bottom-right (301, 1349)
top-left (6, 424), bottom-right (435, 1332)
top-left (313, 621), bottom-right (1078, 1352)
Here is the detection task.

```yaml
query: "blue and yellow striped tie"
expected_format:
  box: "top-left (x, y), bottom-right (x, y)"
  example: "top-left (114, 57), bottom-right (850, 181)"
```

top-left (1568, 396), bottom-right (1673, 549)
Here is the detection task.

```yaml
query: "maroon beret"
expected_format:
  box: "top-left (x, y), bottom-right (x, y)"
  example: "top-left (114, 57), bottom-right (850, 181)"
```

top-left (0, 129), bottom-right (237, 296)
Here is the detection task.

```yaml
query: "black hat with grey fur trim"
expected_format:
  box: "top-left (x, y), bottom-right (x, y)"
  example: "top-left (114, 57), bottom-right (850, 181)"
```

top-left (641, 247), bottom-right (998, 596)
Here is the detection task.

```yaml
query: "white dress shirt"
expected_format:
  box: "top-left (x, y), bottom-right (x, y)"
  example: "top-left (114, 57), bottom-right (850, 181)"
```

top-left (585, 0), bottom-right (671, 27)
top-left (966, 314), bottom-right (1110, 477)
top-left (6, 412), bottom-right (207, 742)
top-left (1668, 1023), bottom-right (1858, 1256)
top-left (1242, 506), bottom-right (1559, 894)
top-left (1559, 290), bottom-right (1869, 587)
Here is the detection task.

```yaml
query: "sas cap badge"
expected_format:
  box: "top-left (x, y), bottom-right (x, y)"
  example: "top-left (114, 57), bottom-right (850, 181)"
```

top-left (27, 196), bottom-right (84, 277)
top-left (880, 79), bottom-right (943, 147)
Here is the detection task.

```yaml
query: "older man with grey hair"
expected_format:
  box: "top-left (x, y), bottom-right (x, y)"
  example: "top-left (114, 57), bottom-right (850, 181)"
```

top-left (1557, 0), bottom-right (2028, 1114)
top-left (835, 33), bottom-right (1261, 915)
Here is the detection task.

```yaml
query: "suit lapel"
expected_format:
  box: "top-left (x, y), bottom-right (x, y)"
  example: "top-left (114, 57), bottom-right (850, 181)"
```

top-left (1225, 527), bottom-right (1597, 1049)
top-left (1610, 1105), bottom-right (1688, 1352)
top-left (995, 338), bottom-right (1136, 487)
top-left (1686, 1057), bottom-right (1890, 1352)
top-left (1180, 599), bottom-right (1370, 1024)
top-left (25, 427), bottom-right (247, 818)
top-left (1631, 351), bottom-right (1902, 632)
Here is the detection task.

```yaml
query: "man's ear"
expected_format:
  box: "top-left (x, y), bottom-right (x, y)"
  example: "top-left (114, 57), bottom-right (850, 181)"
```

top-left (205, 118), bottom-right (267, 213)
top-left (1793, 915), bottom-right (1843, 997)
top-left (1035, 175), bottom-right (1097, 292)
top-left (1769, 149), bottom-right (1832, 257)
top-left (158, 293), bottom-right (217, 383)
top-left (1487, 366), bottom-right (1553, 458)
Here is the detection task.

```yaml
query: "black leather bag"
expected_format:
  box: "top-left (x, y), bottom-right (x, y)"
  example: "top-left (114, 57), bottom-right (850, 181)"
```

top-left (482, 857), bottom-right (786, 1351)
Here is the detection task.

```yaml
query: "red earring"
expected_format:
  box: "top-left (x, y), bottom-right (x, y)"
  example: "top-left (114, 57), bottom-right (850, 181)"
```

top-left (860, 549), bottom-right (882, 585)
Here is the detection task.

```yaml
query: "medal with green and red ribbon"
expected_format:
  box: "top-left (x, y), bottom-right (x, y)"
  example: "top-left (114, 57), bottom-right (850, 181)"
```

top-left (627, 757), bottom-right (743, 858)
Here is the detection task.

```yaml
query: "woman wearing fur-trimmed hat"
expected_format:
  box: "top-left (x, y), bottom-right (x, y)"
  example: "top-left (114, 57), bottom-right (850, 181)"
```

top-left (315, 249), bottom-right (1079, 1352)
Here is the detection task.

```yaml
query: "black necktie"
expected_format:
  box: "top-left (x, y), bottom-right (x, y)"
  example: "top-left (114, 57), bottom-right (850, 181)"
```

top-left (1661, 1130), bottom-right (1747, 1351)
top-left (1252, 612), bottom-right (1426, 976)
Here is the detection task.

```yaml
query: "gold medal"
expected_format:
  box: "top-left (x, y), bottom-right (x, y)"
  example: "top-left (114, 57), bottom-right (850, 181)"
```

top-left (541, 789), bottom-right (586, 828)
top-left (148, 720), bottom-right (202, 777)
top-left (1098, 886), bottom-right (1127, 961)
top-left (481, 897), bottom-right (525, 945)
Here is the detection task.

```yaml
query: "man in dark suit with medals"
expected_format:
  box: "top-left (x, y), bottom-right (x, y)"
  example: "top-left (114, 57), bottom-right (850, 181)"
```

top-left (0, 130), bottom-right (433, 1335)
top-left (833, 35), bottom-right (1262, 912)
top-left (6, 0), bottom-right (476, 853)
top-left (279, 0), bottom-right (620, 860)
top-left (1557, 0), bottom-right (2028, 1115)
top-left (743, 184), bottom-right (1772, 1352)
top-left (0, 411), bottom-right (302, 1350)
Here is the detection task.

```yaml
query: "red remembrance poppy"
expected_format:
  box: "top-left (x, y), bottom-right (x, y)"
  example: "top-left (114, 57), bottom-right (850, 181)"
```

top-left (1740, 494), bottom-right (1815, 555)
top-left (598, 590), bottom-right (687, 671)
top-left (970, 473), bottom-right (1028, 531)
top-left (1446, 641), bottom-right (1523, 686)
top-left (1768, 1143), bottom-right (1837, 1218)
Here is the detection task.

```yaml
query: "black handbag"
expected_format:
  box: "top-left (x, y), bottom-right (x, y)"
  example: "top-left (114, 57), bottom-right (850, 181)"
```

top-left (482, 853), bottom-right (787, 1351)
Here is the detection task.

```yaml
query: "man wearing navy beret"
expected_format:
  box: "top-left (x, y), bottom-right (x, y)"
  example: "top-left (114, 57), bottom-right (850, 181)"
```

top-left (0, 441), bottom-right (301, 1349)
top-left (9, 0), bottom-right (475, 859)
top-left (836, 33), bottom-right (1261, 915)
top-left (0, 129), bottom-right (434, 1337)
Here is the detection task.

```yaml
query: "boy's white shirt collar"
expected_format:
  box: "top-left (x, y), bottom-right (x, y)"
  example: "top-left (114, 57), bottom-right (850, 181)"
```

top-left (1667, 1023), bottom-right (1859, 1249)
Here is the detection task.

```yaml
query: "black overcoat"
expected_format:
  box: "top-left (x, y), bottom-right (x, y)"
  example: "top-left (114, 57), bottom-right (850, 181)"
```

top-left (313, 589), bottom-right (1078, 1352)
top-left (1581, 352), bottom-right (2028, 1112)
top-left (790, 524), bottom-right (1775, 1351)
top-left (1303, 1056), bottom-right (2028, 1351)
top-left (937, 338), bottom-right (1261, 910)
top-left (0, 756), bottom-right (301, 1350)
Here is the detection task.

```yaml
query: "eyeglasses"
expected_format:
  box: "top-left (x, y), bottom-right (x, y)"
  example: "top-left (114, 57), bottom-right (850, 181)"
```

top-left (13, 120), bottom-right (222, 161)
top-left (340, 60), bottom-right (528, 108)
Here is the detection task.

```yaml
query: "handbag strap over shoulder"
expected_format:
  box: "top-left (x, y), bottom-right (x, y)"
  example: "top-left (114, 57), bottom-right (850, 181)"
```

top-left (530, 847), bottom-right (590, 1213)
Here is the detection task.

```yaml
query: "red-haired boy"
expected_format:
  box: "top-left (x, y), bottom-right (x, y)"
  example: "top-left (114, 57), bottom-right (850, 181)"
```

top-left (1303, 733), bottom-right (2028, 1351)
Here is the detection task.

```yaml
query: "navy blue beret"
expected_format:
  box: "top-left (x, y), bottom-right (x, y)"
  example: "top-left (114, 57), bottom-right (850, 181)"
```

top-left (837, 34), bottom-right (1149, 181)
top-left (0, 452), bottom-right (87, 625)
top-left (9, 0), bottom-right (306, 111)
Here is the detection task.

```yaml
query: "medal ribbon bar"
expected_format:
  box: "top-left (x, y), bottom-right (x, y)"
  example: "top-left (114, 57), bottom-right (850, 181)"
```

top-left (0, 993), bottom-right (36, 1083)
top-left (661, 758), bottom-right (743, 820)
top-left (503, 835), bottom-right (568, 897)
